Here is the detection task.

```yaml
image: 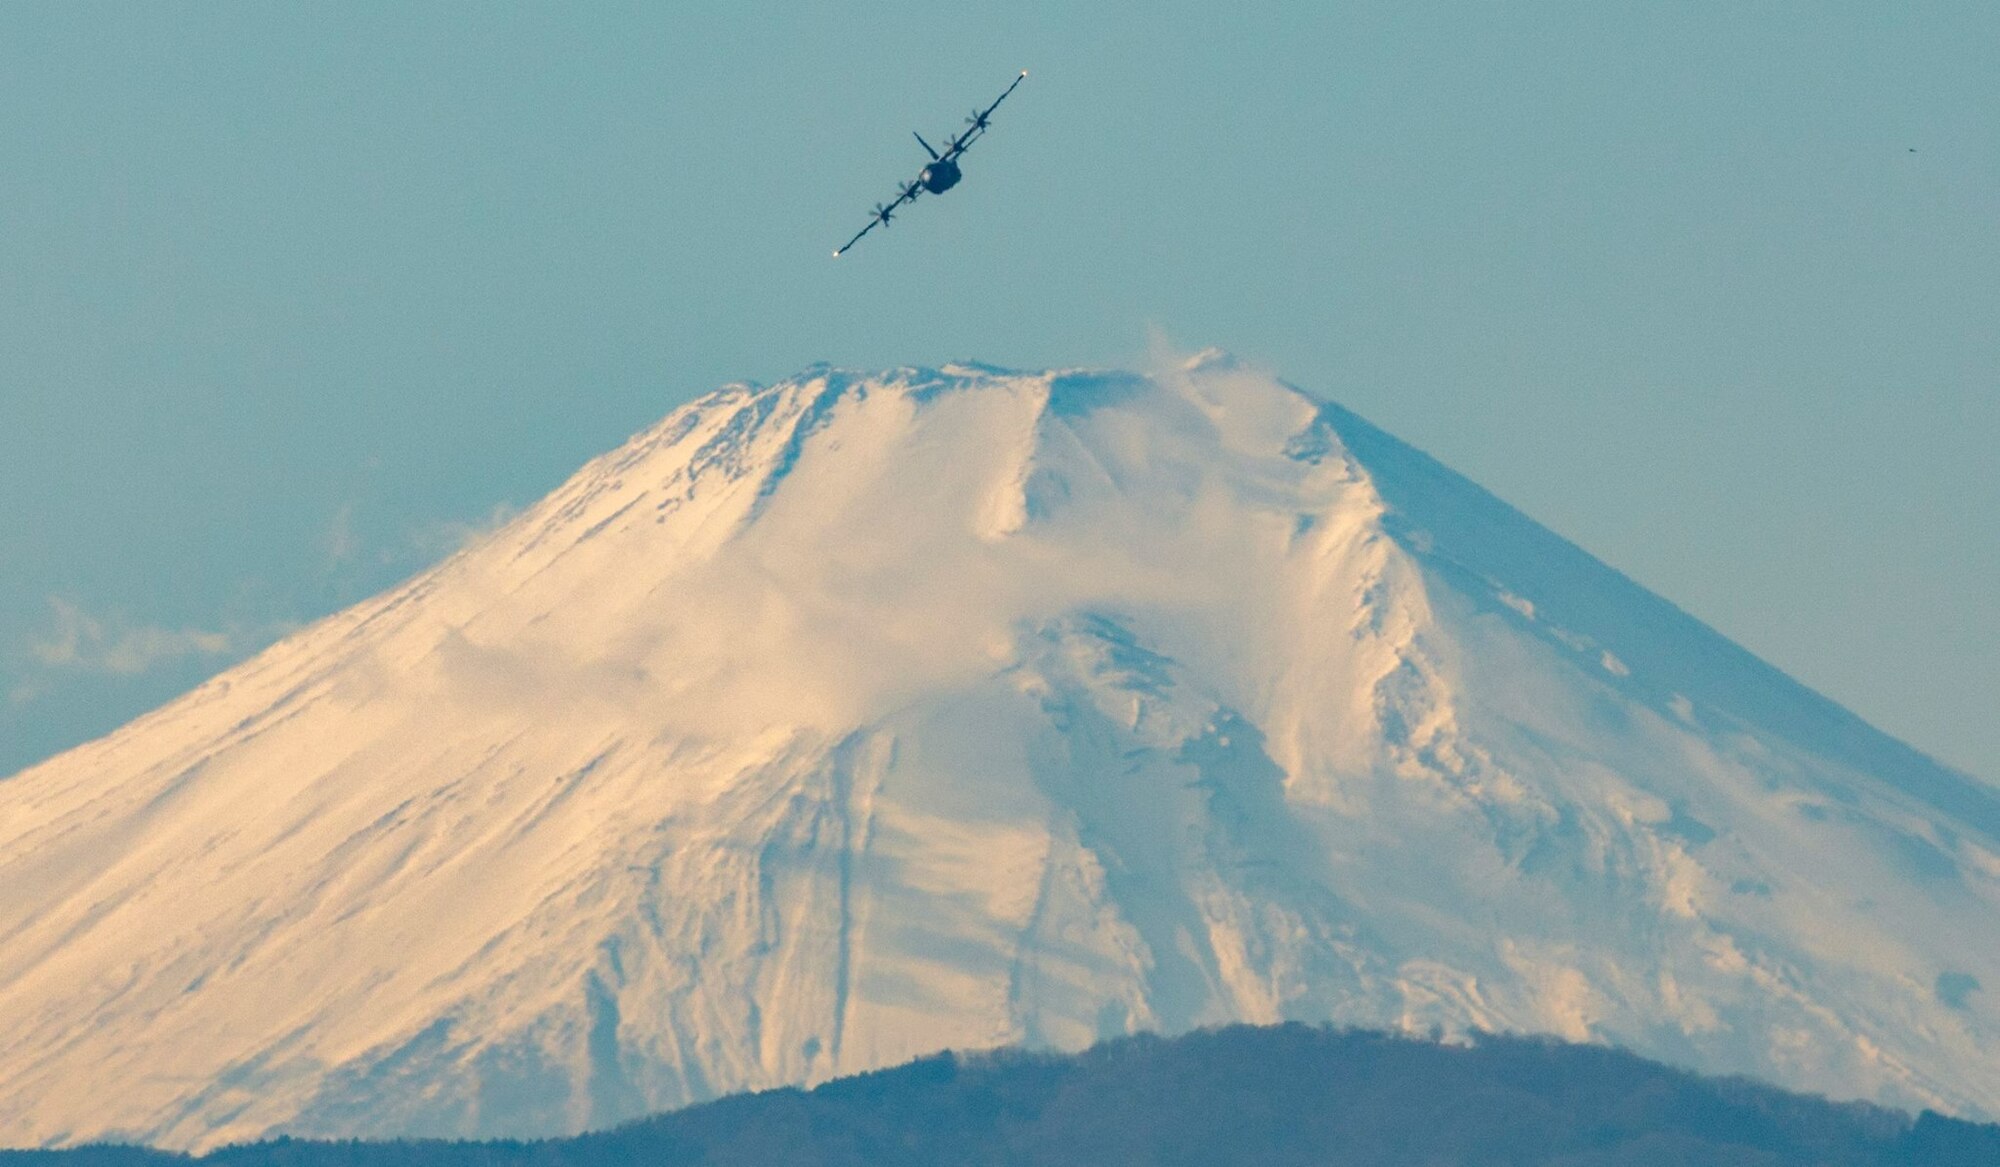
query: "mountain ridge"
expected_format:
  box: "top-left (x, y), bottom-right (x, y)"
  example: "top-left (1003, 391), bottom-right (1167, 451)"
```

top-left (1304, 389), bottom-right (1997, 833)
top-left (11, 1025), bottom-right (2000, 1166)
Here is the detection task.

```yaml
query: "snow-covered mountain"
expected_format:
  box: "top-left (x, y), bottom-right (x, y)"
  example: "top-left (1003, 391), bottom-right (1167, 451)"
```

top-left (4, 355), bottom-right (1996, 1151)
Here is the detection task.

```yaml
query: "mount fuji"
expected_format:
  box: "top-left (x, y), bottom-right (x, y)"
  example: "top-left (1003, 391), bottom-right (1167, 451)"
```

top-left (3, 354), bottom-right (1996, 1150)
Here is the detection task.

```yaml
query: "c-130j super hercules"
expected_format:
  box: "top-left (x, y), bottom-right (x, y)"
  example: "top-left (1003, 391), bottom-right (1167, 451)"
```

top-left (833, 71), bottom-right (1027, 257)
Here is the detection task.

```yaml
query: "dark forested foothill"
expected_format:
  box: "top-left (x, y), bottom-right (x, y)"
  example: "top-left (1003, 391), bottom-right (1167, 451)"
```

top-left (7, 1026), bottom-right (1998, 1167)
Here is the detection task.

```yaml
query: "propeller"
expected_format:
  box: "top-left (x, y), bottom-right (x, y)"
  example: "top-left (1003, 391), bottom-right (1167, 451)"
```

top-left (966, 109), bottom-right (991, 130)
top-left (873, 203), bottom-right (894, 224)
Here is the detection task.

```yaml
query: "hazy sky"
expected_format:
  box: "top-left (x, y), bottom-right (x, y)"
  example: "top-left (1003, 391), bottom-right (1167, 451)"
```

top-left (3, 2), bottom-right (1995, 782)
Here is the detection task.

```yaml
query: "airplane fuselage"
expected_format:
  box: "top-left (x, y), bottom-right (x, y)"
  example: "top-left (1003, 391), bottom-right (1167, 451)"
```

top-left (919, 158), bottom-right (961, 194)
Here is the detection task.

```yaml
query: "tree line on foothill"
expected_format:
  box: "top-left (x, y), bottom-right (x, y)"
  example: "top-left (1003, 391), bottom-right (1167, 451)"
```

top-left (7, 1024), bottom-right (1999, 1167)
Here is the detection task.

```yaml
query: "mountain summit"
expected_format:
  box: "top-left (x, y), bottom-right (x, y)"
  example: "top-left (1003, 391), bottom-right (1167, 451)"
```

top-left (4, 356), bottom-right (1996, 1149)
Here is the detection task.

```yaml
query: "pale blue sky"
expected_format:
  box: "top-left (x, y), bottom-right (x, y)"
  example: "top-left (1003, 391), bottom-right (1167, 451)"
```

top-left (3, 2), bottom-right (1995, 781)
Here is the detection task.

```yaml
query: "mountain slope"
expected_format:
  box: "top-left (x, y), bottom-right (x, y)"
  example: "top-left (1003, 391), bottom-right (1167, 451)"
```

top-left (3, 355), bottom-right (1995, 1149)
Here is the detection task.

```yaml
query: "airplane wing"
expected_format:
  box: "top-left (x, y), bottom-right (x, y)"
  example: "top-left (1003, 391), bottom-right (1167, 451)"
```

top-left (940, 70), bottom-right (1027, 163)
top-left (833, 180), bottom-right (922, 257)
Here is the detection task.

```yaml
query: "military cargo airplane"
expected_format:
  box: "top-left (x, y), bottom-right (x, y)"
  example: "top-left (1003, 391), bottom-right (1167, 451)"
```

top-left (833, 71), bottom-right (1027, 257)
